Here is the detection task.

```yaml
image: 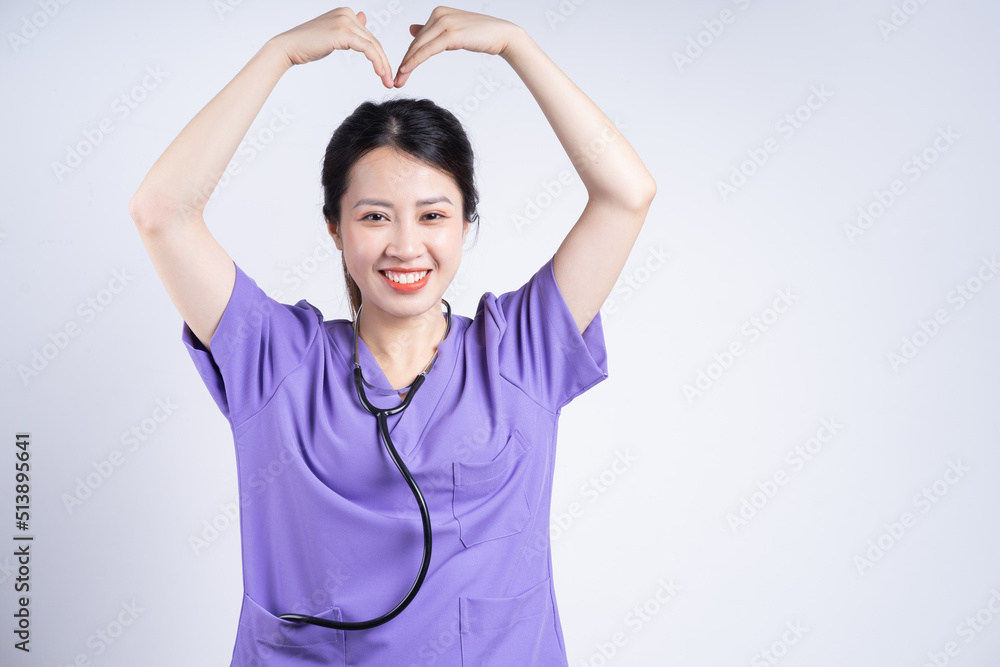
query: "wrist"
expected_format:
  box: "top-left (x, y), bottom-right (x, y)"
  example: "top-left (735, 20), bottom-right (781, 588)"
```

top-left (261, 36), bottom-right (294, 72)
top-left (500, 25), bottom-right (533, 63)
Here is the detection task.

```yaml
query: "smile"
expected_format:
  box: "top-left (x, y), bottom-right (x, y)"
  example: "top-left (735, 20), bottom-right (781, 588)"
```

top-left (381, 269), bottom-right (429, 284)
top-left (380, 269), bottom-right (431, 293)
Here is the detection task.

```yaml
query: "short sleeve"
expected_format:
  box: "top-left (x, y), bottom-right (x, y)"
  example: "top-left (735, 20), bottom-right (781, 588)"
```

top-left (486, 254), bottom-right (609, 413)
top-left (180, 259), bottom-right (322, 427)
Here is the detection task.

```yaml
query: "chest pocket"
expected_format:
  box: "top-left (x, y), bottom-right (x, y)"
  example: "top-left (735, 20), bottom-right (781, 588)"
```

top-left (452, 429), bottom-right (532, 548)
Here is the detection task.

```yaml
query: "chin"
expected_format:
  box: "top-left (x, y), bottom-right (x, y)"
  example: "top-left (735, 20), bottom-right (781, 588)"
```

top-left (365, 286), bottom-right (447, 318)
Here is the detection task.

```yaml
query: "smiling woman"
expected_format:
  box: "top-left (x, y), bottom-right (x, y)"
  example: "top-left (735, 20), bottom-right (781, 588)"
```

top-left (128, 5), bottom-right (653, 666)
top-left (319, 100), bottom-right (478, 373)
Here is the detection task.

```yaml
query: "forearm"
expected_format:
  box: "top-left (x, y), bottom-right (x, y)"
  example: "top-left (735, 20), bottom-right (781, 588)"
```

top-left (501, 29), bottom-right (655, 207)
top-left (130, 38), bottom-right (292, 225)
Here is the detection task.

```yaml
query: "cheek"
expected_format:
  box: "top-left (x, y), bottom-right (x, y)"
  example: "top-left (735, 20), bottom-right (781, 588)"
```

top-left (342, 230), bottom-right (381, 265)
top-left (431, 226), bottom-right (466, 257)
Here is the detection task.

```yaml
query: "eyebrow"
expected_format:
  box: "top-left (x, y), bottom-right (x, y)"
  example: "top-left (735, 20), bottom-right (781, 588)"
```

top-left (353, 196), bottom-right (453, 208)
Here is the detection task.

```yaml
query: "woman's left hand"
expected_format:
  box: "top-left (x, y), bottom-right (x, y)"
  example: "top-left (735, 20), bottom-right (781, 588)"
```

top-left (393, 6), bottom-right (522, 87)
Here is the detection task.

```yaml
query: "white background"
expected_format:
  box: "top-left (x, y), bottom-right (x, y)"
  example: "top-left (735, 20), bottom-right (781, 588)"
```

top-left (2, 0), bottom-right (1000, 665)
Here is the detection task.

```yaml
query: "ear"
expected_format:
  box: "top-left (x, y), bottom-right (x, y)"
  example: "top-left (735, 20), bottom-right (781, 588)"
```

top-left (327, 220), bottom-right (343, 251)
top-left (462, 218), bottom-right (471, 243)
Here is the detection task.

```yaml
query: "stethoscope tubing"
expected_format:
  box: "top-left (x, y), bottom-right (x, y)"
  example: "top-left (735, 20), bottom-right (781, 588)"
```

top-left (276, 301), bottom-right (449, 631)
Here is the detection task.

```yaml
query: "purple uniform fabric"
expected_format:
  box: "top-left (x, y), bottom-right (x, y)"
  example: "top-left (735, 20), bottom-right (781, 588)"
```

top-left (181, 254), bottom-right (608, 666)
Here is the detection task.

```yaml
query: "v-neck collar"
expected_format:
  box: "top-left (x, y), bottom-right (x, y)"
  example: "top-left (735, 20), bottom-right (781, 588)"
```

top-left (329, 313), bottom-right (464, 460)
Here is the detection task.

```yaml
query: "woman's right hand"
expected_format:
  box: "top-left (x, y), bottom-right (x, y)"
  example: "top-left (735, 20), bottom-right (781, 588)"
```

top-left (270, 7), bottom-right (394, 88)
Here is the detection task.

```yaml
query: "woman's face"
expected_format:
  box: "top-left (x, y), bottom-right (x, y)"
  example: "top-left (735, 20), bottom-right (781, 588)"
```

top-left (331, 146), bottom-right (470, 322)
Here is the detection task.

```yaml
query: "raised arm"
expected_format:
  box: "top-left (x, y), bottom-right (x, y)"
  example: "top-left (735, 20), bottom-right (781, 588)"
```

top-left (500, 30), bottom-right (656, 334)
top-left (392, 9), bottom-right (657, 334)
top-left (128, 8), bottom-right (395, 351)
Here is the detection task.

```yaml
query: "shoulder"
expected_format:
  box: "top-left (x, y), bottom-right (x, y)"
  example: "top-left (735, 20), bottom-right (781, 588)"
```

top-left (230, 261), bottom-right (329, 324)
top-left (469, 256), bottom-right (557, 332)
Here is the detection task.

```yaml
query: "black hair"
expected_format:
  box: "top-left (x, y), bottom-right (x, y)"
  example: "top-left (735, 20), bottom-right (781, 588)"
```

top-left (321, 97), bottom-right (480, 320)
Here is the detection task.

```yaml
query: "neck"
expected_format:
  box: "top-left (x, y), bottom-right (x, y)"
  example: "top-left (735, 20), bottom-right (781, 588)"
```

top-left (357, 301), bottom-right (447, 375)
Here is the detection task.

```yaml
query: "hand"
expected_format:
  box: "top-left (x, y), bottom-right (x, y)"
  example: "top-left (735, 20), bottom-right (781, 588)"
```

top-left (271, 7), bottom-right (395, 88)
top-left (393, 6), bottom-right (522, 88)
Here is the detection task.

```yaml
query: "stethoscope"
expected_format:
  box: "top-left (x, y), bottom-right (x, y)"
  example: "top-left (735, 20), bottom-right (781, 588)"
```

top-left (277, 299), bottom-right (452, 631)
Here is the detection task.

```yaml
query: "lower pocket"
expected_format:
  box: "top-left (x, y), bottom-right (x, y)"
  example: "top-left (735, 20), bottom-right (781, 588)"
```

top-left (460, 577), bottom-right (563, 667)
top-left (230, 593), bottom-right (347, 667)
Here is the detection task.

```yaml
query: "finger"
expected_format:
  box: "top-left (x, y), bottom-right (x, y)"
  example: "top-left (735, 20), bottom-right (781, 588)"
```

top-left (394, 39), bottom-right (446, 86)
top-left (396, 23), bottom-right (432, 68)
top-left (346, 19), bottom-right (394, 83)
top-left (346, 27), bottom-right (394, 86)
top-left (349, 14), bottom-right (393, 82)
top-left (366, 37), bottom-right (393, 82)
top-left (394, 26), bottom-right (446, 86)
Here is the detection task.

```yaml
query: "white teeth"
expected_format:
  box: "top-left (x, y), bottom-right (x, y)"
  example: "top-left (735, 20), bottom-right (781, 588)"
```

top-left (384, 270), bottom-right (429, 284)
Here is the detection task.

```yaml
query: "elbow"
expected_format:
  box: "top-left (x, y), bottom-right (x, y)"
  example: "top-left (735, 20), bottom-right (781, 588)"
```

top-left (128, 185), bottom-right (161, 229)
top-left (128, 192), bottom-right (149, 229)
top-left (621, 176), bottom-right (657, 212)
top-left (637, 174), bottom-right (657, 204)
top-left (129, 189), bottom-right (182, 232)
top-left (588, 176), bottom-right (657, 215)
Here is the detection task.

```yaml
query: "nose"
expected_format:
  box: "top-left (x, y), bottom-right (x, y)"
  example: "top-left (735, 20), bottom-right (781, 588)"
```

top-left (385, 216), bottom-right (424, 260)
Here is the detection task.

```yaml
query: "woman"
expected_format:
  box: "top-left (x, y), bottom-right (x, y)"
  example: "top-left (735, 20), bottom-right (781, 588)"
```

top-left (130, 6), bottom-right (655, 665)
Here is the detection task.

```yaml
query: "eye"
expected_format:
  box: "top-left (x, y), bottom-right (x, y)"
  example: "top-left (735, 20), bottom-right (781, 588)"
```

top-left (423, 212), bottom-right (444, 221)
top-left (362, 213), bottom-right (386, 221)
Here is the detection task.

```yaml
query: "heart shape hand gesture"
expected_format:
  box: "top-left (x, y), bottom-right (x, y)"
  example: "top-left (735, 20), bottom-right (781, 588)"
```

top-left (271, 6), bottom-right (522, 88)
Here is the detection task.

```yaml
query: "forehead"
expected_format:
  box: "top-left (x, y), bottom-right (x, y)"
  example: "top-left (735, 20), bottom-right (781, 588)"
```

top-left (347, 146), bottom-right (458, 194)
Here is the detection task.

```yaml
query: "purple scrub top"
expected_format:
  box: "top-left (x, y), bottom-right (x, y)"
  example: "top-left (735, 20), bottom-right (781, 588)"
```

top-left (181, 253), bottom-right (608, 666)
